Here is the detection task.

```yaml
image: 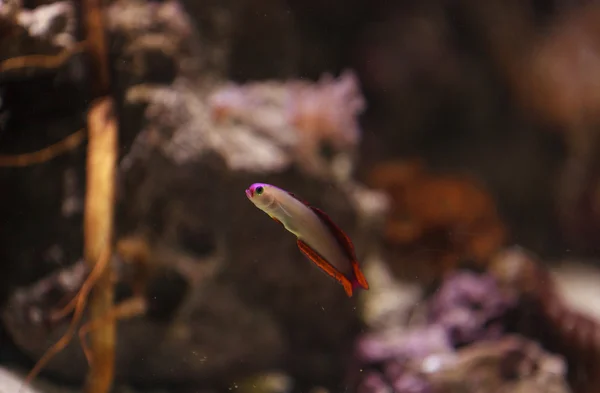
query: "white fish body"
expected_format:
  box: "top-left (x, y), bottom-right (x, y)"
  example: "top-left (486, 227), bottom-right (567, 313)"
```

top-left (261, 185), bottom-right (354, 277)
top-left (245, 182), bottom-right (369, 296)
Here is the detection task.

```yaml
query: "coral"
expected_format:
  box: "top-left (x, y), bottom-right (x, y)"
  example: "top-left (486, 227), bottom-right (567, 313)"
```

top-left (356, 326), bottom-right (452, 365)
top-left (207, 70), bottom-right (365, 177)
top-left (367, 159), bottom-right (506, 282)
top-left (428, 272), bottom-right (514, 346)
top-left (355, 336), bottom-right (571, 393)
top-left (0, 0), bottom-right (76, 63)
top-left (353, 0), bottom-right (565, 258)
top-left (122, 69), bottom-right (365, 179)
top-left (353, 270), bottom-right (570, 393)
top-left (490, 247), bottom-right (600, 393)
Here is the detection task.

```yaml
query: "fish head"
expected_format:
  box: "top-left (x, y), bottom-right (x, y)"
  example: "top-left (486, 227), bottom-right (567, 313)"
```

top-left (245, 183), bottom-right (275, 210)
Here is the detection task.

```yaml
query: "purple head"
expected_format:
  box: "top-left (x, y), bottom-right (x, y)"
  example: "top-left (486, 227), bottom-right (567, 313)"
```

top-left (246, 183), bottom-right (279, 213)
top-left (245, 183), bottom-right (267, 199)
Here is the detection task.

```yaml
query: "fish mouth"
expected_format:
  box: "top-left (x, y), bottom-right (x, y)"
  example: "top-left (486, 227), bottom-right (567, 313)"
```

top-left (245, 188), bottom-right (253, 199)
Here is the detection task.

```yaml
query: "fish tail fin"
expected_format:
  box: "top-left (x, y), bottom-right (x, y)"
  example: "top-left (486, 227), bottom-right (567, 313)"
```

top-left (344, 262), bottom-right (369, 298)
top-left (351, 260), bottom-right (369, 290)
top-left (343, 277), bottom-right (367, 298)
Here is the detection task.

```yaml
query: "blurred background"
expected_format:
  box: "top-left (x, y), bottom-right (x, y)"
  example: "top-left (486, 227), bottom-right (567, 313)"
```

top-left (2, 0), bottom-right (600, 392)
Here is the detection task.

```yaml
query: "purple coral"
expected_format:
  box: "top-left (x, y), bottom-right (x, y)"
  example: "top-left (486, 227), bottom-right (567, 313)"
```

top-left (355, 369), bottom-right (432, 393)
top-left (285, 70), bottom-right (366, 149)
top-left (352, 271), bottom-right (517, 393)
top-left (356, 372), bottom-right (392, 393)
top-left (206, 71), bottom-right (365, 175)
top-left (428, 271), bottom-right (515, 346)
top-left (356, 326), bottom-right (452, 364)
top-left (352, 327), bottom-right (450, 393)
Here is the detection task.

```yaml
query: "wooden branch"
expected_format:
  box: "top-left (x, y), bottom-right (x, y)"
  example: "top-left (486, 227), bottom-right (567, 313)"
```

top-left (20, 242), bottom-right (112, 393)
top-left (81, 0), bottom-right (118, 390)
top-left (14, 0), bottom-right (119, 391)
top-left (82, 0), bottom-right (110, 97)
top-left (79, 296), bottom-right (147, 367)
top-left (83, 97), bottom-right (117, 393)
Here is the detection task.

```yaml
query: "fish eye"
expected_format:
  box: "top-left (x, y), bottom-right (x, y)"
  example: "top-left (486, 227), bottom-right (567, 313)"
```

top-left (255, 186), bottom-right (264, 195)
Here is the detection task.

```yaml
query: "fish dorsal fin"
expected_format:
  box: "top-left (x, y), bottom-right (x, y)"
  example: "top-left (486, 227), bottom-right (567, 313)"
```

top-left (309, 206), bottom-right (358, 262)
top-left (286, 190), bottom-right (357, 261)
top-left (287, 191), bottom-right (312, 207)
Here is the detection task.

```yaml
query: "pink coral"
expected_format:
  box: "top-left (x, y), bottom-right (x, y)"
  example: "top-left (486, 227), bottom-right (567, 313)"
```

top-left (207, 70), bottom-right (365, 175)
top-left (285, 70), bottom-right (366, 150)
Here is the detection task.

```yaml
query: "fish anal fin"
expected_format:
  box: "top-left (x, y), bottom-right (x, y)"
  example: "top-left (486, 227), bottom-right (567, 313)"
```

top-left (342, 278), bottom-right (354, 297)
top-left (297, 239), bottom-right (354, 297)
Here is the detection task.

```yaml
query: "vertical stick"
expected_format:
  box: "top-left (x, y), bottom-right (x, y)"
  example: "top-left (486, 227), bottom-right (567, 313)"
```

top-left (83, 0), bottom-right (111, 97)
top-left (81, 0), bottom-right (117, 389)
top-left (84, 97), bottom-right (117, 393)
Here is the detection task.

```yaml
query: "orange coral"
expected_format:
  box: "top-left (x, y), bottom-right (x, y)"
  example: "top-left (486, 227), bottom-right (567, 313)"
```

top-left (368, 159), bottom-right (506, 282)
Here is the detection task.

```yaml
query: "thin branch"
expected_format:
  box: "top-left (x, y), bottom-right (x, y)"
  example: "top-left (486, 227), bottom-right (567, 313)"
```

top-left (15, 0), bottom-right (119, 390)
top-left (19, 243), bottom-right (112, 393)
top-left (0, 129), bottom-right (86, 167)
top-left (79, 296), bottom-right (147, 367)
top-left (0, 42), bottom-right (87, 73)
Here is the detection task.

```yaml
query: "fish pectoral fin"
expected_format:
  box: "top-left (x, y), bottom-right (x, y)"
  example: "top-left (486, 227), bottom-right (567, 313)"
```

top-left (278, 202), bottom-right (293, 219)
top-left (296, 239), bottom-right (354, 297)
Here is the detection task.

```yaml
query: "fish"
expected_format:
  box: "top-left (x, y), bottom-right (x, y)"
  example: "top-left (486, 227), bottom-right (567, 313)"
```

top-left (245, 182), bottom-right (369, 297)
